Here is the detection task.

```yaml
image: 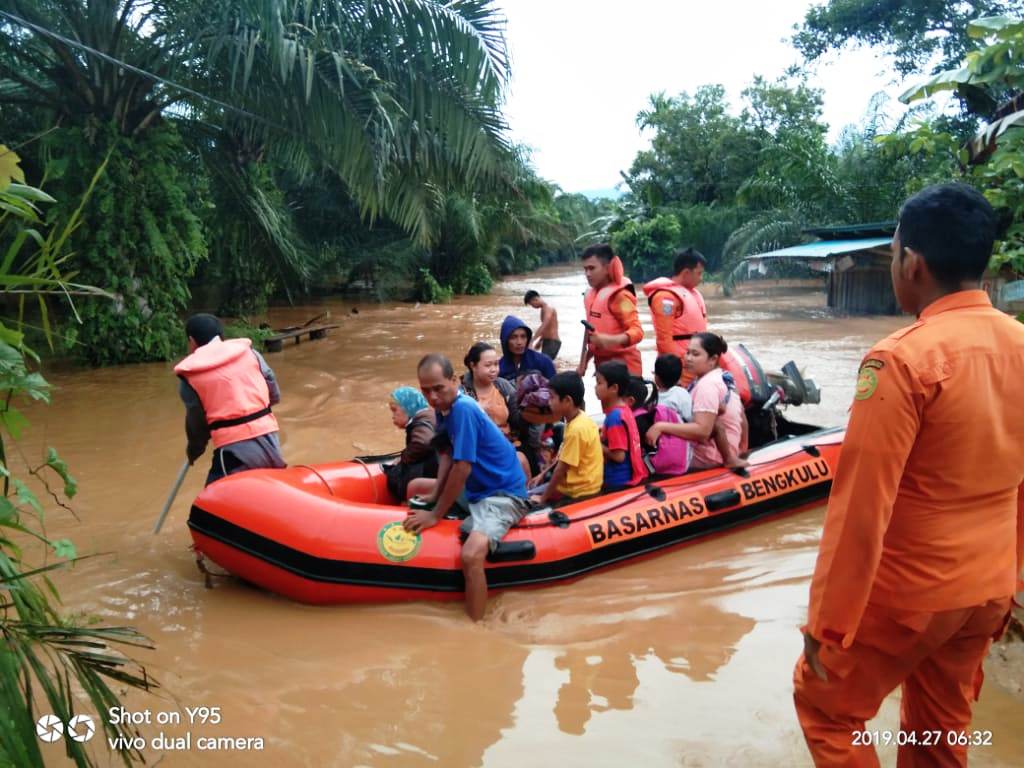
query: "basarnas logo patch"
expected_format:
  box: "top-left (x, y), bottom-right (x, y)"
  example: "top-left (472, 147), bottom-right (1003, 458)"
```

top-left (377, 521), bottom-right (422, 562)
top-left (855, 359), bottom-right (884, 401)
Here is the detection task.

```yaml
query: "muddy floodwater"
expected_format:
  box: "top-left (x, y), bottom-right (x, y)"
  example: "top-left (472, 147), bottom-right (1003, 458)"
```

top-left (23, 265), bottom-right (1023, 766)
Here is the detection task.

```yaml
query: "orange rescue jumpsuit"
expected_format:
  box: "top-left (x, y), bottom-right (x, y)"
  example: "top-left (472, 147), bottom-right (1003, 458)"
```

top-left (794, 290), bottom-right (1024, 767)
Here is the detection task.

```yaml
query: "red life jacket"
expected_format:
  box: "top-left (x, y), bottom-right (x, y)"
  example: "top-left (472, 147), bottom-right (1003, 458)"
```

top-left (175, 338), bottom-right (279, 448)
top-left (605, 405), bottom-right (648, 486)
top-left (584, 268), bottom-right (643, 375)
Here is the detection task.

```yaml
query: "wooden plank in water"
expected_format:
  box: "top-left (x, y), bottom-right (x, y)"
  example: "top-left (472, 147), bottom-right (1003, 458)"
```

top-left (264, 323), bottom-right (340, 353)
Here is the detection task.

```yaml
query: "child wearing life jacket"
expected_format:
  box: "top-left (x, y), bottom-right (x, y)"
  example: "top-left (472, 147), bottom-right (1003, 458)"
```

top-left (594, 361), bottom-right (648, 490)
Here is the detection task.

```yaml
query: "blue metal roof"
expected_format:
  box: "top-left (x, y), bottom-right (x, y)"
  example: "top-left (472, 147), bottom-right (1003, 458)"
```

top-left (748, 237), bottom-right (892, 260)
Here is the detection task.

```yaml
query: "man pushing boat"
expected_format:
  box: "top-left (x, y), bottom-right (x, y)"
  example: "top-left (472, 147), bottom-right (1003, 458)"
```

top-left (175, 314), bottom-right (286, 485)
top-left (403, 353), bottom-right (530, 621)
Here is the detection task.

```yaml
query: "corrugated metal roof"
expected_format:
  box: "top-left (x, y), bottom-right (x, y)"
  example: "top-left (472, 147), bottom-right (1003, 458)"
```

top-left (747, 237), bottom-right (892, 260)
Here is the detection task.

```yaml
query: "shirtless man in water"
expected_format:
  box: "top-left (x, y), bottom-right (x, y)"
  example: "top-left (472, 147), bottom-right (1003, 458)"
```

top-left (524, 290), bottom-right (561, 360)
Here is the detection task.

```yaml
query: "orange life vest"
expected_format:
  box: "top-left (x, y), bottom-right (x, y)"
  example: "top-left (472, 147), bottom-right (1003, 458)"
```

top-left (642, 278), bottom-right (708, 357)
top-left (175, 338), bottom-right (279, 448)
top-left (584, 278), bottom-right (643, 375)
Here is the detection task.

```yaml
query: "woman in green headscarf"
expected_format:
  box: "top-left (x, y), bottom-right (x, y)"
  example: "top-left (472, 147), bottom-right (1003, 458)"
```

top-left (383, 387), bottom-right (438, 501)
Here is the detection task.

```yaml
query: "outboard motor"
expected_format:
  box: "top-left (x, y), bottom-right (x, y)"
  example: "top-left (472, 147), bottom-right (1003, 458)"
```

top-left (736, 346), bottom-right (821, 449)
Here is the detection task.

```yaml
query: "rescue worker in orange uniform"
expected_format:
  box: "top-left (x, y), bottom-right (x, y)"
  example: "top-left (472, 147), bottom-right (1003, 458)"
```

top-left (642, 247), bottom-right (707, 385)
top-left (175, 314), bottom-right (286, 485)
top-left (577, 244), bottom-right (644, 376)
top-left (642, 247), bottom-right (752, 401)
top-left (793, 183), bottom-right (1024, 767)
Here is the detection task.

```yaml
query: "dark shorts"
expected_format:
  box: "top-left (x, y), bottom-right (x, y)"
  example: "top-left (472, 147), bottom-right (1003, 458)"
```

top-left (540, 338), bottom-right (562, 360)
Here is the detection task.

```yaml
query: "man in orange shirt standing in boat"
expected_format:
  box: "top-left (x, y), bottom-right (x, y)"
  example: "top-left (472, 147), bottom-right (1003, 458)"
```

top-left (175, 314), bottom-right (286, 485)
top-left (577, 244), bottom-right (644, 376)
top-left (642, 248), bottom-right (707, 386)
top-left (793, 183), bottom-right (1024, 767)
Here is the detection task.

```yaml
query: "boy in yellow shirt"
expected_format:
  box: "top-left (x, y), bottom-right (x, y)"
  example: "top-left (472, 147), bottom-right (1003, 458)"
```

top-left (529, 372), bottom-right (604, 504)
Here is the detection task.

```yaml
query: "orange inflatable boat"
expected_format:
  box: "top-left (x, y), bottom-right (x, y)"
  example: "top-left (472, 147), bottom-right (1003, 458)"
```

top-left (188, 426), bottom-right (843, 605)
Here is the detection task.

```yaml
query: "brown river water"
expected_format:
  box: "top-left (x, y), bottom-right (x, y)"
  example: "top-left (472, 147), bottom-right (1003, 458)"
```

top-left (21, 265), bottom-right (1023, 766)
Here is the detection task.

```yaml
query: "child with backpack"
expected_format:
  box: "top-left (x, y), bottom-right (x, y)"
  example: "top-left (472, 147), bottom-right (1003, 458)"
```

top-left (626, 377), bottom-right (691, 476)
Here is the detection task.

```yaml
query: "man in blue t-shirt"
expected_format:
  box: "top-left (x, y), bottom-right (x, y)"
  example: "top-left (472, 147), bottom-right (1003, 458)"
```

top-left (404, 353), bottom-right (528, 621)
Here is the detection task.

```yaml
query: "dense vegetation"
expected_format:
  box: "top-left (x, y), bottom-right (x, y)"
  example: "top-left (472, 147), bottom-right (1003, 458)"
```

top-left (1, 0), bottom-right (600, 364)
top-left (4, 4), bottom-right (1024, 765)
top-left (603, 1), bottom-right (1024, 287)
top-left (3, 0), bottom-right (1023, 368)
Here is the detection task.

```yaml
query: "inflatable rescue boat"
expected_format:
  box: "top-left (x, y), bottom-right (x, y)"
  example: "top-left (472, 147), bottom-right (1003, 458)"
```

top-left (188, 423), bottom-right (843, 605)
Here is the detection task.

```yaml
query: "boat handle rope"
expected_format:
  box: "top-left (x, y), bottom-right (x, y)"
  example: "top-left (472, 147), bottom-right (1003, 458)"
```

top-left (352, 457), bottom-right (380, 504)
top-left (296, 464), bottom-right (336, 497)
top-left (519, 441), bottom-right (835, 530)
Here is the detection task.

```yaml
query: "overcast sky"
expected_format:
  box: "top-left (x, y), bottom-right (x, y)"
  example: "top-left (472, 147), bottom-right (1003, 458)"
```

top-left (501, 0), bottom-right (917, 194)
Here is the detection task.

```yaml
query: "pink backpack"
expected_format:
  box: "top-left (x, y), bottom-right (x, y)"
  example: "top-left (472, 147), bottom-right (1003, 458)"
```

top-left (645, 404), bottom-right (691, 475)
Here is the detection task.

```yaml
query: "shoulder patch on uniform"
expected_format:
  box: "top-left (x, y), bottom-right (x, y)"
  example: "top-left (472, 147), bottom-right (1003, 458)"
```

top-left (619, 298), bottom-right (633, 314)
top-left (660, 298), bottom-right (675, 316)
top-left (854, 362), bottom-right (880, 401)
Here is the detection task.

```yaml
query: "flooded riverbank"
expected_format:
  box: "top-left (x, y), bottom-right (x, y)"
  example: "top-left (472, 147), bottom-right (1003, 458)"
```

top-left (23, 265), bottom-right (1023, 766)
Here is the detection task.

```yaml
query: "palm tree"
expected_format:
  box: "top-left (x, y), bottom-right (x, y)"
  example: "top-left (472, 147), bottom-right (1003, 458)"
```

top-left (1, 0), bottom-right (514, 337)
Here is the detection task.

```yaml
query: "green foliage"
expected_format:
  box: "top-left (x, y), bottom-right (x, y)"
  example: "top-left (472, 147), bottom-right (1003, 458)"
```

top-left (44, 126), bottom-right (205, 365)
top-left (615, 74), bottom-right (932, 286)
top-left (416, 268), bottom-right (454, 304)
top-left (793, 0), bottom-right (1024, 79)
top-left (453, 262), bottom-right (494, 295)
top-left (200, 158), bottom-right (308, 315)
top-left (899, 14), bottom-right (1024, 107)
top-left (976, 130), bottom-right (1024, 272)
top-left (0, 143), bottom-right (114, 355)
top-left (611, 214), bottom-right (681, 281)
top-left (0, 148), bottom-right (155, 767)
top-left (897, 15), bottom-right (1024, 273)
top-left (0, 336), bottom-right (156, 768)
top-left (223, 321), bottom-right (272, 350)
top-left (2, 0), bottom-right (533, 362)
top-left (626, 86), bottom-right (760, 208)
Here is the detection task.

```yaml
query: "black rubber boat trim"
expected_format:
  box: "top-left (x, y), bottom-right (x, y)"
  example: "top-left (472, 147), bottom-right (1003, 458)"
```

top-left (187, 480), bottom-right (831, 593)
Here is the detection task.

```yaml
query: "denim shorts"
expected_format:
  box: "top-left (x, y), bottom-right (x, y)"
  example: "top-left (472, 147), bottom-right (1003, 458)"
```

top-left (459, 494), bottom-right (529, 551)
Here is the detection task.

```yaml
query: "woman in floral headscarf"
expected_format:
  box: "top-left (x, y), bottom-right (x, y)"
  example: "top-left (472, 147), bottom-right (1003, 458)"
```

top-left (382, 386), bottom-right (438, 501)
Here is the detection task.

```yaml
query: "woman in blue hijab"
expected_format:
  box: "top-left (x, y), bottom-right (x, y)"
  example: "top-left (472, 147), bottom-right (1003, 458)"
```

top-left (383, 386), bottom-right (438, 501)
